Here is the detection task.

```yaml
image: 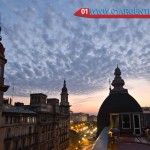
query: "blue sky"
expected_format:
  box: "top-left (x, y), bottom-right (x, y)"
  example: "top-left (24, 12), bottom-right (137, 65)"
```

top-left (1, 0), bottom-right (150, 114)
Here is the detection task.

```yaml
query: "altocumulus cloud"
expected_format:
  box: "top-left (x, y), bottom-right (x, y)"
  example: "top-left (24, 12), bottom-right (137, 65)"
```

top-left (0, 0), bottom-right (149, 96)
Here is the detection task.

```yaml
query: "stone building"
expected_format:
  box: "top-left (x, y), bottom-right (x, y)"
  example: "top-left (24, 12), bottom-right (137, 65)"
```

top-left (28, 85), bottom-right (70, 150)
top-left (0, 25), bottom-right (70, 150)
top-left (72, 112), bottom-right (89, 123)
top-left (1, 100), bottom-right (37, 150)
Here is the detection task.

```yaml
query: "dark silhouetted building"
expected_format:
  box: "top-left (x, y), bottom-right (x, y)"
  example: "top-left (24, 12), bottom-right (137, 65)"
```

top-left (97, 66), bottom-right (143, 137)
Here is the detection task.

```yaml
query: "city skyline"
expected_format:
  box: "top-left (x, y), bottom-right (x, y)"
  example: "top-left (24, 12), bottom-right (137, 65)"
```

top-left (1, 0), bottom-right (150, 115)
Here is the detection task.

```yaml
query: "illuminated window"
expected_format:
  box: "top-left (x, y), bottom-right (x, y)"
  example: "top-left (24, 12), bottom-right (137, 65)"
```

top-left (110, 114), bottom-right (119, 128)
top-left (21, 117), bottom-right (24, 123)
top-left (27, 117), bottom-right (30, 123)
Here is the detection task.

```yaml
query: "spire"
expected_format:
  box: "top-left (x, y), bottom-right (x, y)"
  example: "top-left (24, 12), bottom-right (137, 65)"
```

top-left (111, 65), bottom-right (125, 92)
top-left (64, 80), bottom-right (66, 87)
top-left (62, 80), bottom-right (68, 93)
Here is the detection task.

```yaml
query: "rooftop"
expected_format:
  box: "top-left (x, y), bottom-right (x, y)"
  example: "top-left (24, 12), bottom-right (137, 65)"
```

top-left (93, 127), bottom-right (150, 150)
top-left (3, 106), bottom-right (36, 114)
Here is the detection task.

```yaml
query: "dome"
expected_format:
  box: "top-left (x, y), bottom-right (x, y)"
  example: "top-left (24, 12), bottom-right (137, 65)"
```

top-left (96, 66), bottom-right (143, 137)
top-left (96, 92), bottom-right (142, 137)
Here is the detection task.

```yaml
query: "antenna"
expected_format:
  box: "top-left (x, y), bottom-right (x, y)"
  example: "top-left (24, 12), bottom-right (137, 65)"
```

top-left (109, 78), bottom-right (111, 91)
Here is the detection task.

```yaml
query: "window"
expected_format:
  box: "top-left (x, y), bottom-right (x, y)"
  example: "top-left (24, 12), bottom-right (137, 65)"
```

top-left (41, 126), bottom-right (44, 133)
top-left (32, 117), bottom-right (34, 123)
top-left (122, 114), bottom-right (131, 129)
top-left (14, 140), bottom-right (18, 149)
top-left (14, 117), bottom-right (17, 123)
top-left (29, 126), bottom-right (32, 134)
top-left (21, 127), bottom-right (26, 135)
top-left (10, 117), bottom-right (12, 124)
top-left (48, 133), bottom-right (50, 140)
top-left (21, 117), bottom-right (24, 123)
top-left (6, 128), bottom-right (11, 138)
top-left (27, 117), bottom-right (30, 123)
top-left (14, 128), bottom-right (19, 137)
top-left (48, 125), bottom-right (50, 131)
top-left (34, 126), bottom-right (36, 133)
top-left (5, 116), bottom-right (8, 124)
top-left (134, 115), bottom-right (140, 128)
top-left (110, 114), bottom-right (119, 128)
top-left (17, 116), bottom-right (20, 123)
top-left (22, 138), bottom-right (26, 148)
top-left (5, 143), bottom-right (10, 150)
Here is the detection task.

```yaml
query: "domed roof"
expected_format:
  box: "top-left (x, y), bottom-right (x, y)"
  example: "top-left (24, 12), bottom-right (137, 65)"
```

top-left (97, 92), bottom-right (142, 137)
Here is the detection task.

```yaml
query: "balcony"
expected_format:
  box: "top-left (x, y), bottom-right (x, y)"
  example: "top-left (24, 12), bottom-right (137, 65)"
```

top-left (93, 127), bottom-right (109, 150)
top-left (5, 136), bottom-right (12, 141)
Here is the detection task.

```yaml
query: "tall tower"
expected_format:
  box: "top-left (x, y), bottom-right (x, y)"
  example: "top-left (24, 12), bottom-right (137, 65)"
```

top-left (0, 23), bottom-right (9, 107)
top-left (60, 80), bottom-right (70, 115)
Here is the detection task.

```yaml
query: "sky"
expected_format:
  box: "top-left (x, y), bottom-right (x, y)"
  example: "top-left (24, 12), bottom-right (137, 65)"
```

top-left (0, 0), bottom-right (150, 115)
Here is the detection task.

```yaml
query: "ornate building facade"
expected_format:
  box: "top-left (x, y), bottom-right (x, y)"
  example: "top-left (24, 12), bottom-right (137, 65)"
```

top-left (0, 25), bottom-right (70, 150)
